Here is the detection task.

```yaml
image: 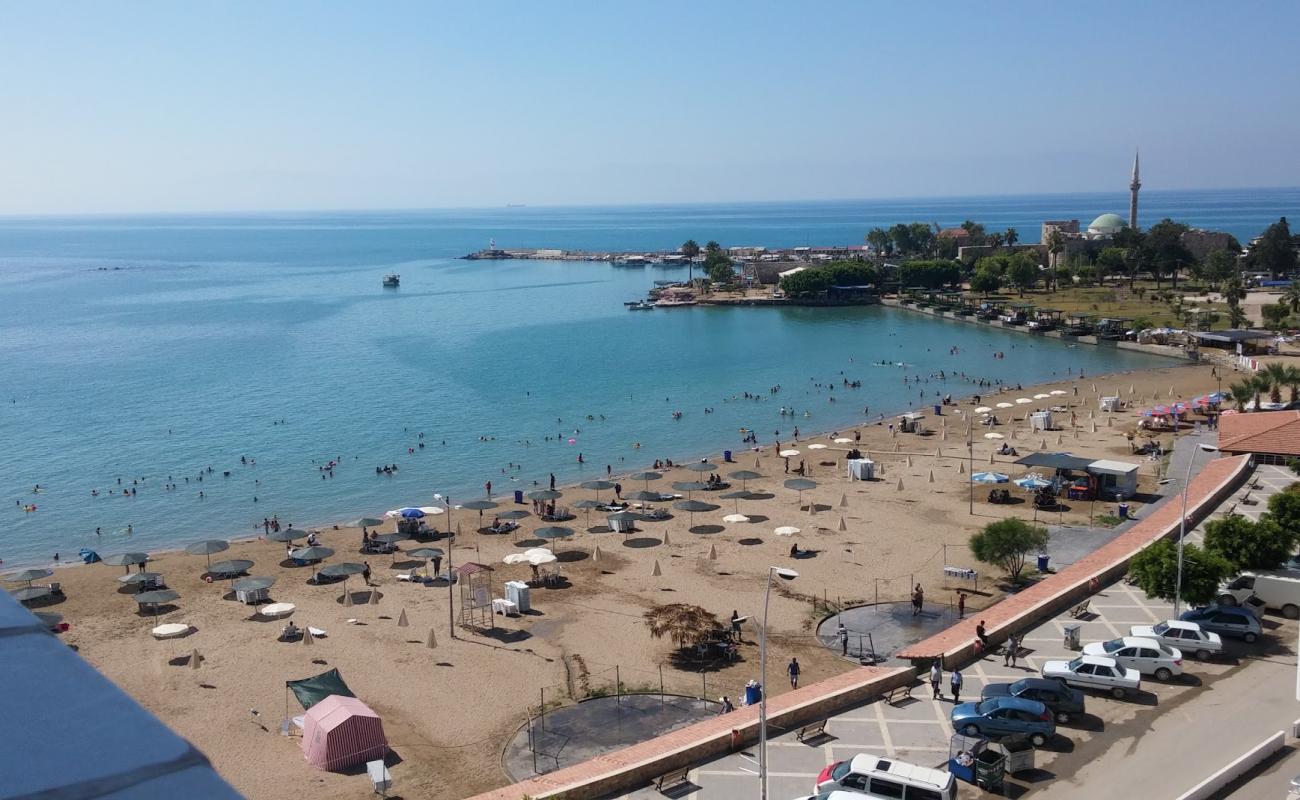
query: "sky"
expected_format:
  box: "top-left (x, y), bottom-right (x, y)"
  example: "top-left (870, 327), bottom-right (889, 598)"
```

top-left (2, 1), bottom-right (1298, 214)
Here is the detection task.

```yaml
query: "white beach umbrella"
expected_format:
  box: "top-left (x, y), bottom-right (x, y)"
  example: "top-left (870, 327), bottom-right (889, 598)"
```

top-left (528, 552), bottom-right (557, 566)
top-left (996, 402), bottom-right (1014, 409)
top-left (984, 432), bottom-right (1005, 439)
top-left (1034, 393), bottom-right (1050, 400)
top-left (723, 513), bottom-right (749, 524)
top-left (779, 449), bottom-right (801, 457)
top-left (502, 553), bottom-right (530, 565)
top-left (525, 548), bottom-right (553, 556)
top-left (974, 406), bottom-right (993, 413)
top-left (260, 602), bottom-right (295, 618)
top-left (808, 443), bottom-right (828, 450)
top-left (1015, 398), bottom-right (1032, 405)
top-left (417, 506), bottom-right (447, 516)
top-left (834, 437), bottom-right (853, 444)
top-left (774, 526), bottom-right (800, 536)
top-left (1050, 390), bottom-right (1067, 396)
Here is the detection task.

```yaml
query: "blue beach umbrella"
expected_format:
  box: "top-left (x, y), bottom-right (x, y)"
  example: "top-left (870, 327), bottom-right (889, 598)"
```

top-left (1014, 476), bottom-right (1052, 490)
top-left (972, 472), bottom-right (1009, 484)
top-left (399, 508), bottom-right (425, 519)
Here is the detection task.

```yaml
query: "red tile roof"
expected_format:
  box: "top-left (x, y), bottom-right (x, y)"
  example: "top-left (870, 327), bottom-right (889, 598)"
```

top-left (1219, 410), bottom-right (1300, 456)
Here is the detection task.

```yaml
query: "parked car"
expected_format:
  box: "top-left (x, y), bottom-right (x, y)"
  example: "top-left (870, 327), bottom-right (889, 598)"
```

top-left (981, 678), bottom-right (1086, 723)
top-left (1179, 605), bottom-right (1263, 643)
top-left (1042, 654), bottom-right (1141, 698)
top-left (950, 696), bottom-right (1055, 746)
top-left (814, 753), bottom-right (957, 799)
top-left (1218, 571), bottom-right (1300, 619)
top-left (1129, 620), bottom-right (1223, 660)
top-left (793, 793), bottom-right (882, 800)
top-left (1082, 637), bottom-right (1183, 681)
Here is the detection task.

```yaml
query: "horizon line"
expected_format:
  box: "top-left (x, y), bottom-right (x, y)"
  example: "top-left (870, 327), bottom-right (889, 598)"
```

top-left (1, 183), bottom-right (1297, 221)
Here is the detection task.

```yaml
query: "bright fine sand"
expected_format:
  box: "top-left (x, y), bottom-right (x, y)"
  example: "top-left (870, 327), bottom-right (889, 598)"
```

top-left (37, 359), bottom-right (1228, 799)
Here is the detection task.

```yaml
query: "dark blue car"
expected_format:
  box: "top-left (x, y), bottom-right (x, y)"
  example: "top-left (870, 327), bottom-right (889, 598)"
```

top-left (982, 677), bottom-right (1086, 723)
top-left (1179, 605), bottom-right (1262, 642)
top-left (950, 695), bottom-right (1055, 746)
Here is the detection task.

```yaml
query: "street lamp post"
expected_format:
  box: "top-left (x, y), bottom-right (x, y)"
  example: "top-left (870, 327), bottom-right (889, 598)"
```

top-left (759, 566), bottom-right (798, 800)
top-left (1174, 443), bottom-right (1218, 616)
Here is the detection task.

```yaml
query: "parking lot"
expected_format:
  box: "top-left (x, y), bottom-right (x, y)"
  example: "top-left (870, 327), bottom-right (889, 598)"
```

top-left (616, 576), bottom-right (1282, 800)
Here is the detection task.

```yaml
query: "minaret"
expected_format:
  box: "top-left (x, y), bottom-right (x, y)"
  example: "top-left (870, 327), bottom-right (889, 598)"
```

top-left (1128, 150), bottom-right (1141, 230)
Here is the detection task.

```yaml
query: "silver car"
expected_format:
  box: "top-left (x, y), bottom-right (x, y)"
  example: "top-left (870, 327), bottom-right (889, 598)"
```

top-left (1082, 636), bottom-right (1183, 681)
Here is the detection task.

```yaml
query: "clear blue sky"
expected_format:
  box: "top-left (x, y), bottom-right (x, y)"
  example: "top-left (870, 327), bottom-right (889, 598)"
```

top-left (3, 1), bottom-right (1297, 214)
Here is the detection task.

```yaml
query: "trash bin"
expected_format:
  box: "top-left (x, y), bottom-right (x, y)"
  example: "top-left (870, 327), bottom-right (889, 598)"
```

top-left (999, 740), bottom-right (1035, 774)
top-left (744, 683), bottom-right (762, 706)
top-left (724, 450), bottom-right (733, 463)
top-left (514, 490), bottom-right (524, 504)
top-left (934, 404), bottom-right (942, 415)
top-left (1063, 623), bottom-right (1081, 650)
top-left (1036, 554), bottom-right (1050, 573)
top-left (1118, 502), bottom-right (1129, 520)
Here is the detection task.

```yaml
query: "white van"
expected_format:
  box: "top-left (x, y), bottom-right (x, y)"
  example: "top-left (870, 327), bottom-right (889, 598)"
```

top-left (813, 754), bottom-right (957, 800)
top-left (1218, 570), bottom-right (1300, 619)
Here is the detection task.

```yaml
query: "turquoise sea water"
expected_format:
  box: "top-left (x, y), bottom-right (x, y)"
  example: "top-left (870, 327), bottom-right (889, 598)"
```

top-left (1, 189), bottom-right (1294, 566)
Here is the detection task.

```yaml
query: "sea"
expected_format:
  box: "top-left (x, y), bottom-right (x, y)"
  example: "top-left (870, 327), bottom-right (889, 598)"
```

top-left (2, 188), bottom-right (1296, 567)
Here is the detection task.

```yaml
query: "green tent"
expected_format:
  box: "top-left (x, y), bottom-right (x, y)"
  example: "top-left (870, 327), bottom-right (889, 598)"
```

top-left (286, 668), bottom-right (355, 710)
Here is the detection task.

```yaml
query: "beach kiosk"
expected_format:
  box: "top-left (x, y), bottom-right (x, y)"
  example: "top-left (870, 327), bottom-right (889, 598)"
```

top-left (847, 458), bottom-right (875, 481)
top-left (1100, 396), bottom-right (1121, 412)
top-left (1087, 459), bottom-right (1140, 499)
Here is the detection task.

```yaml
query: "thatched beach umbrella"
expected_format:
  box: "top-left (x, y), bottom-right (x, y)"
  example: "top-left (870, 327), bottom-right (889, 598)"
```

top-left (460, 499), bottom-right (499, 529)
top-left (406, 547), bottom-right (443, 576)
top-left (580, 480), bottom-right (615, 502)
top-left (207, 559), bottom-right (254, 580)
top-left (184, 539), bottom-right (230, 570)
top-left (118, 572), bottom-right (163, 589)
top-left (290, 546), bottom-right (334, 563)
top-left (572, 499), bottom-right (604, 526)
top-left (320, 561), bottom-right (366, 603)
top-left (643, 604), bottom-right (722, 650)
top-left (349, 517), bottom-right (385, 529)
top-left (11, 586), bottom-right (52, 604)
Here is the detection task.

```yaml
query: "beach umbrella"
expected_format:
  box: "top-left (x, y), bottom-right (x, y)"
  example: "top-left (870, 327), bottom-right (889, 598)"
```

top-left (260, 602), bottom-right (295, 618)
top-left (290, 546), bottom-right (334, 562)
top-left (11, 586), bottom-right (52, 603)
top-left (267, 528), bottom-right (309, 543)
top-left (651, 560), bottom-right (663, 577)
top-left (972, 472), bottom-right (1009, 484)
top-left (662, 529), bottom-right (671, 545)
top-left (906, 455), bottom-right (913, 467)
top-left (321, 562), bottom-right (365, 579)
top-left (974, 406), bottom-right (993, 413)
top-left (838, 517), bottom-right (847, 531)
top-left (34, 611), bottom-right (63, 630)
top-left (184, 539), bottom-right (230, 569)
top-left (302, 628), bottom-right (314, 646)
top-left (398, 610), bottom-right (409, 628)
top-left (502, 553), bottom-right (530, 565)
top-left (572, 498), bottom-right (604, 525)
top-left (406, 546), bottom-right (443, 568)
top-left (426, 628), bottom-right (438, 649)
top-left (629, 471), bottom-right (662, 489)
top-left (707, 544), bottom-right (717, 560)
top-left (996, 402), bottom-right (1014, 409)
top-left (729, 470), bottom-right (763, 489)
top-left (527, 552), bottom-right (557, 566)
top-left (349, 517), bottom-right (385, 528)
top-left (719, 489), bottom-right (755, 513)
top-left (958, 460), bottom-right (966, 475)
top-left (118, 571), bottom-right (164, 588)
top-left (896, 477), bottom-right (905, 491)
top-left (592, 545), bottom-right (602, 562)
top-left (534, 526), bottom-right (575, 541)
top-left (232, 576), bottom-right (275, 594)
top-left (839, 493), bottom-right (848, 507)
top-left (625, 489), bottom-right (664, 503)
top-left (134, 589), bottom-right (180, 621)
top-left (928, 470), bottom-right (935, 484)
top-left (524, 548), bottom-right (553, 557)
top-left (498, 510), bottom-right (531, 521)
top-left (672, 499), bottom-right (719, 529)
top-left (783, 477), bottom-right (817, 506)
top-left (774, 526), bottom-right (799, 537)
top-left (580, 481), bottom-right (615, 502)
top-left (373, 531), bottom-right (409, 545)
top-left (1015, 476), bottom-right (1052, 490)
top-left (834, 437), bottom-right (853, 444)
top-left (722, 513), bottom-right (749, 524)
top-left (1015, 398), bottom-right (1032, 405)
top-left (988, 451), bottom-right (995, 464)
top-left (369, 587), bottom-right (380, 605)
top-left (1034, 393), bottom-right (1050, 400)
top-left (343, 591), bottom-right (353, 608)
top-left (6, 568), bottom-right (52, 587)
top-left (397, 508), bottom-right (425, 519)
top-left (527, 489), bottom-right (563, 501)
top-left (207, 559), bottom-right (254, 579)
top-left (1050, 390), bottom-right (1067, 396)
top-left (102, 552), bottom-right (149, 575)
top-left (684, 461), bottom-right (717, 473)
top-left (417, 506), bottom-right (446, 516)
top-left (779, 449), bottom-right (801, 457)
top-left (984, 432), bottom-right (1005, 440)
top-left (808, 443), bottom-right (828, 450)
top-left (460, 499), bottom-right (498, 528)
top-left (671, 481), bottom-right (708, 497)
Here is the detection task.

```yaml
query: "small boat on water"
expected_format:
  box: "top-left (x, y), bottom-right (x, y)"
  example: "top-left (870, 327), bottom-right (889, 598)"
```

top-left (656, 297), bottom-right (697, 307)
top-left (383, 274), bottom-right (400, 288)
top-left (627, 301), bottom-right (655, 310)
top-left (613, 255), bottom-right (650, 267)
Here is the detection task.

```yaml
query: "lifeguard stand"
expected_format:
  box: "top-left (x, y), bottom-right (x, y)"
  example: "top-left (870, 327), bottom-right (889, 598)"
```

top-left (456, 562), bottom-right (495, 631)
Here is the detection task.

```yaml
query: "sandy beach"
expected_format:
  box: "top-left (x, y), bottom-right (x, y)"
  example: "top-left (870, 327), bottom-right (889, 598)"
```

top-left (22, 358), bottom-right (1231, 799)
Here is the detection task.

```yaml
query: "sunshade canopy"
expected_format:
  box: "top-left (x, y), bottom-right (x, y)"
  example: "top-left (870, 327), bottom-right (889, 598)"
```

top-left (207, 559), bottom-right (253, 577)
top-left (287, 667), bottom-right (355, 710)
top-left (533, 526), bottom-right (575, 540)
top-left (629, 471), bottom-right (662, 481)
top-left (267, 528), bottom-right (309, 542)
top-left (11, 586), bottom-right (52, 602)
top-left (372, 532), bottom-right (409, 545)
top-left (405, 547), bottom-right (444, 560)
top-left (232, 576), bottom-right (276, 592)
top-left (671, 481), bottom-right (708, 492)
top-left (118, 572), bottom-right (163, 586)
top-left (320, 562), bottom-right (366, 578)
top-left (783, 478), bottom-right (818, 491)
top-left (6, 568), bottom-right (52, 583)
top-left (527, 489), bottom-right (563, 501)
top-left (674, 500), bottom-right (720, 513)
top-left (684, 462), bottom-right (717, 472)
top-left (1014, 452), bottom-right (1094, 471)
top-left (460, 500), bottom-right (498, 511)
top-left (291, 546), bottom-right (334, 561)
top-left (134, 589), bottom-right (180, 605)
top-left (349, 518), bottom-right (384, 528)
top-left (571, 499), bottom-right (604, 510)
top-left (579, 480), bottom-right (615, 490)
top-left (102, 552), bottom-right (148, 567)
top-left (729, 470), bottom-right (764, 481)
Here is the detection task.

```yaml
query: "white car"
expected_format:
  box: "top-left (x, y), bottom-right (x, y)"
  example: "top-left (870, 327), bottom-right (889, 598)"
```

top-left (1130, 620), bottom-right (1223, 660)
top-left (1042, 654), bottom-right (1142, 698)
top-left (1082, 636), bottom-right (1184, 681)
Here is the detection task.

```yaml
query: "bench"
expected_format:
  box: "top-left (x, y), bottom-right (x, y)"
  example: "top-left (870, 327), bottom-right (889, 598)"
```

top-left (884, 683), bottom-right (912, 705)
top-left (796, 719), bottom-right (828, 742)
top-left (1241, 492), bottom-right (1257, 506)
top-left (1069, 599), bottom-right (1091, 619)
top-left (654, 766), bottom-right (692, 793)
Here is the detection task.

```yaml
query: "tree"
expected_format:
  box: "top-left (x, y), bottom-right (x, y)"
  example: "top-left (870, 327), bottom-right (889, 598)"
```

top-left (969, 268), bottom-right (1001, 294)
top-left (1284, 281), bottom-right (1300, 315)
top-left (680, 240), bottom-right (700, 260)
top-left (1262, 302), bottom-right (1290, 331)
top-left (1266, 486), bottom-right (1300, 534)
top-left (1146, 218), bottom-right (1194, 288)
top-left (908, 223), bottom-right (935, 257)
top-left (898, 260), bottom-right (961, 289)
top-left (1005, 227), bottom-right (1019, 248)
top-left (1204, 514), bottom-right (1300, 571)
top-left (1113, 227), bottom-right (1146, 290)
top-left (780, 269), bottom-right (832, 297)
top-left (1227, 305), bottom-right (1249, 329)
top-left (1128, 539), bottom-right (1233, 606)
top-left (1203, 248), bottom-right (1238, 284)
top-left (888, 224), bottom-right (917, 256)
top-left (961, 220), bottom-right (988, 246)
top-left (1045, 229), bottom-right (1064, 272)
top-left (1229, 380), bottom-right (1254, 411)
top-left (866, 228), bottom-right (892, 257)
top-left (1248, 217), bottom-right (1297, 278)
top-left (1006, 252), bottom-right (1039, 297)
top-left (706, 257), bottom-right (736, 284)
top-left (1261, 362), bottom-right (1291, 404)
top-left (969, 518), bottom-right (1049, 583)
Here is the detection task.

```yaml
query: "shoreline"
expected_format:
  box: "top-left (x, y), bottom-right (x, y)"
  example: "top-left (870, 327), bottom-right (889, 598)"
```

top-left (20, 361), bottom-right (1188, 574)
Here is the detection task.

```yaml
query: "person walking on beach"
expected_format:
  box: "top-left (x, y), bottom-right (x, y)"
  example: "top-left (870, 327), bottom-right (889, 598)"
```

top-left (731, 610), bottom-right (742, 643)
top-left (950, 668), bottom-right (963, 703)
top-left (362, 561), bottom-right (372, 585)
top-left (957, 591), bottom-right (966, 619)
top-left (930, 661), bottom-right (942, 699)
top-left (787, 657), bottom-right (801, 689)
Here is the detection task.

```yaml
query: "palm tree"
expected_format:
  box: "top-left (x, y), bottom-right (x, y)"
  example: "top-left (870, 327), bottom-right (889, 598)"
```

top-left (1229, 381), bottom-right (1253, 412)
top-left (1005, 228), bottom-right (1019, 248)
top-left (1252, 373), bottom-right (1274, 410)
top-left (1284, 365), bottom-right (1300, 405)
top-left (1227, 305), bottom-right (1249, 329)
top-left (1262, 363), bottom-right (1291, 404)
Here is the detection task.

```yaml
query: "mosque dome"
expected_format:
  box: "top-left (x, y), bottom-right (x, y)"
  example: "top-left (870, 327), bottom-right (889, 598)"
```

top-left (1087, 213), bottom-right (1126, 235)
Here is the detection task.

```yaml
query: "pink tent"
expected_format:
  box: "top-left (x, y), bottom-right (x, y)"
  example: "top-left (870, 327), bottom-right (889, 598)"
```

top-left (301, 695), bottom-right (387, 770)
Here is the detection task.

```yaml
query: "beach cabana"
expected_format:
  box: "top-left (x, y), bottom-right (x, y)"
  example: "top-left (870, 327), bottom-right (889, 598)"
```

top-left (301, 695), bottom-right (388, 771)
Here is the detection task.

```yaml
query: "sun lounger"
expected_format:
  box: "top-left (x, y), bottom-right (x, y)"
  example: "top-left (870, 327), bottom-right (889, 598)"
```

top-left (307, 626), bottom-right (326, 638)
